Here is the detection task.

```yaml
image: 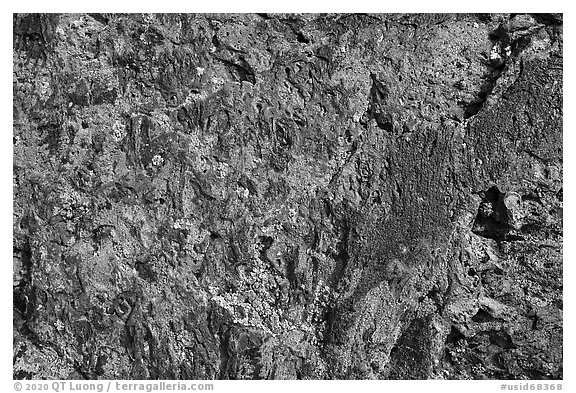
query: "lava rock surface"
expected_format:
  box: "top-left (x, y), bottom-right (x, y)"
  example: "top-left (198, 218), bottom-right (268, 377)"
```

top-left (13, 13), bottom-right (563, 380)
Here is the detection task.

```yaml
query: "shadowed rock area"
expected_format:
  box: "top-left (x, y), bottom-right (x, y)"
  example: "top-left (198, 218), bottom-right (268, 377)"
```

top-left (13, 13), bottom-right (562, 380)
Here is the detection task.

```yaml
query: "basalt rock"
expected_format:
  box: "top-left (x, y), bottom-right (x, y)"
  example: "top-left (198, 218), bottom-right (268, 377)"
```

top-left (13, 13), bottom-right (562, 380)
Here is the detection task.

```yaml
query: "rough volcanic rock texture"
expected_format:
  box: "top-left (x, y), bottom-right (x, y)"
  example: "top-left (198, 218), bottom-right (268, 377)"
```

top-left (13, 13), bottom-right (563, 380)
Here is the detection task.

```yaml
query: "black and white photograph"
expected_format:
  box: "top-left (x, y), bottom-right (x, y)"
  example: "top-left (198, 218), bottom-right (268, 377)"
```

top-left (11, 8), bottom-right (565, 389)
